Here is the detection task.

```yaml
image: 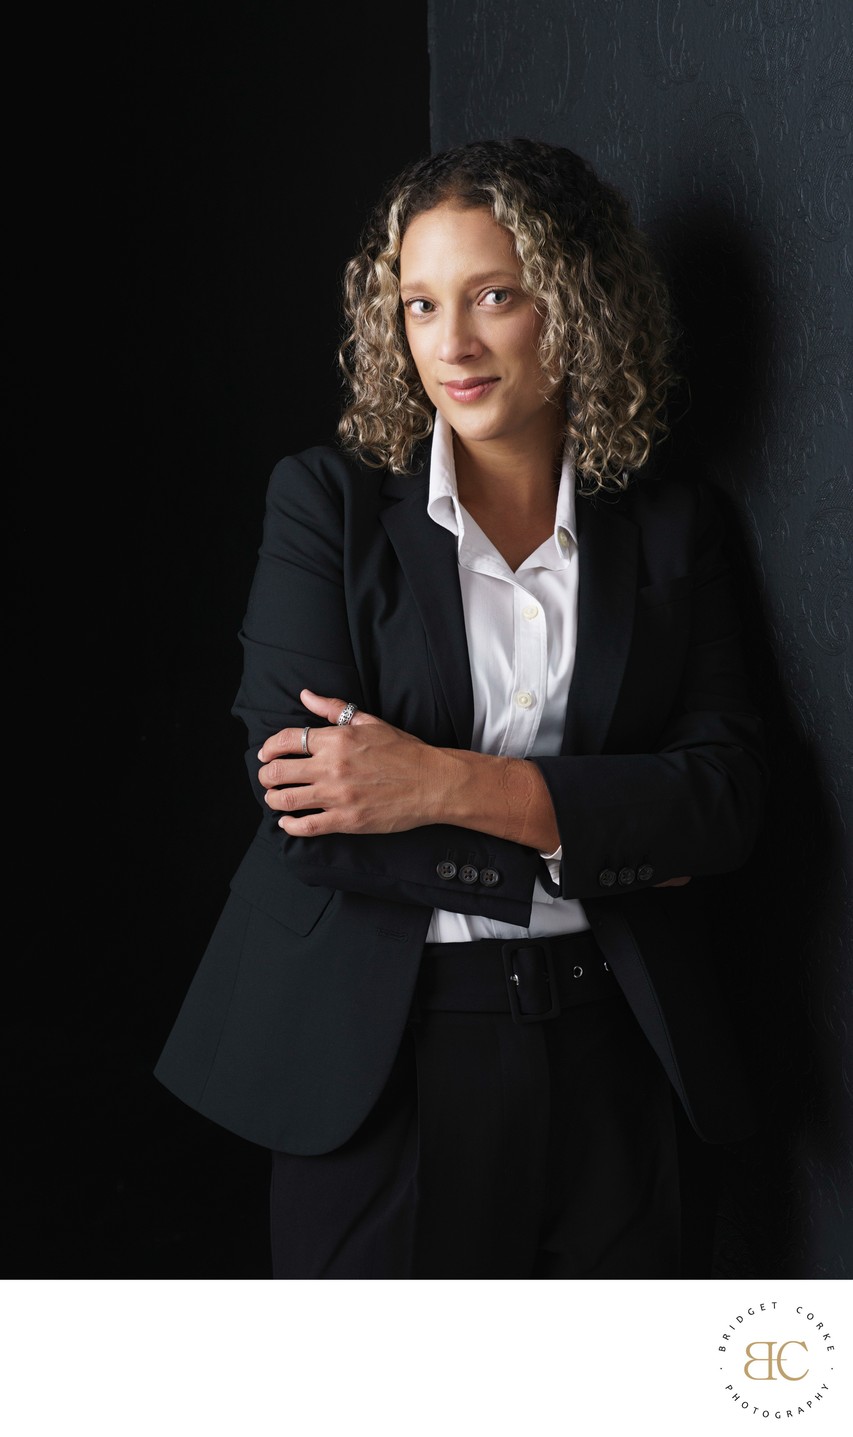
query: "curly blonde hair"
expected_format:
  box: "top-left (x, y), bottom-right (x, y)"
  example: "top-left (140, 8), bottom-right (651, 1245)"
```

top-left (337, 137), bottom-right (678, 492)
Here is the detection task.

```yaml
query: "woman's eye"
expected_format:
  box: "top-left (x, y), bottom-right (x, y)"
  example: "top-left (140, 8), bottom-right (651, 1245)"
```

top-left (482, 288), bottom-right (511, 306)
top-left (406, 299), bottom-right (435, 316)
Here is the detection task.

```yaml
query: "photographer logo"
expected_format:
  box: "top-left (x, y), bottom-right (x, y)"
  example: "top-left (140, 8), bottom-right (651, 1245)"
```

top-left (717, 1301), bottom-right (838, 1421)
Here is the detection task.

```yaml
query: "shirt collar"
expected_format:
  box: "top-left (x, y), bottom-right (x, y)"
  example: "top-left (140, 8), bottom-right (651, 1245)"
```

top-left (426, 411), bottom-right (577, 567)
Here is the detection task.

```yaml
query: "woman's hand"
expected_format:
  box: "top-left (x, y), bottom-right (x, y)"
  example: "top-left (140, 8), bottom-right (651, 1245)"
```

top-left (257, 689), bottom-right (448, 836)
top-left (258, 688), bottom-right (695, 876)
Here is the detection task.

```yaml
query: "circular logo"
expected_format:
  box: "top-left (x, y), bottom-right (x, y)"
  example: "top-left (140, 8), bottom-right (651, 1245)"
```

top-left (717, 1299), bottom-right (839, 1422)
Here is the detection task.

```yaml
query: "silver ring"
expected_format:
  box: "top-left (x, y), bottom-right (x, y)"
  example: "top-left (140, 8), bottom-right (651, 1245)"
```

top-left (301, 726), bottom-right (311, 755)
top-left (337, 701), bottom-right (358, 727)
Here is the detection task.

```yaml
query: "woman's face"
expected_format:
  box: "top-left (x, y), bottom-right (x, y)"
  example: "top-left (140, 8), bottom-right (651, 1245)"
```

top-left (399, 201), bottom-right (559, 453)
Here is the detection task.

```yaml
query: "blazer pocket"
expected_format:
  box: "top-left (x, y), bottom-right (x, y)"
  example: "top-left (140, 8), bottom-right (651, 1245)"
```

top-left (229, 836), bottom-right (335, 935)
top-left (637, 573), bottom-right (693, 608)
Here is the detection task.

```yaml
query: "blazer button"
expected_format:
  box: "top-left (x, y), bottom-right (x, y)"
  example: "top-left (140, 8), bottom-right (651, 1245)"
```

top-left (480, 868), bottom-right (500, 887)
top-left (458, 864), bottom-right (479, 884)
top-left (436, 860), bottom-right (457, 880)
top-left (638, 864), bottom-right (654, 882)
top-left (598, 869), bottom-right (617, 887)
top-left (618, 867), bottom-right (636, 885)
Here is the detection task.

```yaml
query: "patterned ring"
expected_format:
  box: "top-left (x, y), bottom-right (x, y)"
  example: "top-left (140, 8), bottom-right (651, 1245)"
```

top-left (337, 701), bottom-right (358, 726)
top-left (300, 726), bottom-right (311, 755)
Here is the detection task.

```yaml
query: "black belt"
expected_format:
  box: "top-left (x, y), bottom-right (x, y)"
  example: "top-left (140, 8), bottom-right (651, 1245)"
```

top-left (415, 931), bottom-right (617, 1025)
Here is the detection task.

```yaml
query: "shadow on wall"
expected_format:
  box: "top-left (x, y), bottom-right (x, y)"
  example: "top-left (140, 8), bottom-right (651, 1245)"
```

top-left (656, 200), bottom-right (848, 1280)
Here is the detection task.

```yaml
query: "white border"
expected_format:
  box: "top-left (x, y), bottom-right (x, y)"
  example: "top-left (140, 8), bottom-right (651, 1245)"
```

top-left (2, 1278), bottom-right (850, 1435)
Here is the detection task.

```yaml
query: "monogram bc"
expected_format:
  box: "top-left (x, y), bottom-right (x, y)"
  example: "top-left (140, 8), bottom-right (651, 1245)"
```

top-left (717, 1301), bottom-right (838, 1421)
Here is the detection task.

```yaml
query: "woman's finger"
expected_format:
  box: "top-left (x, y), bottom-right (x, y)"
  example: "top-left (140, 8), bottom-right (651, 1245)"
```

top-left (300, 688), bottom-right (378, 726)
top-left (258, 756), bottom-right (316, 789)
top-left (258, 728), bottom-right (319, 762)
top-left (300, 688), bottom-right (354, 724)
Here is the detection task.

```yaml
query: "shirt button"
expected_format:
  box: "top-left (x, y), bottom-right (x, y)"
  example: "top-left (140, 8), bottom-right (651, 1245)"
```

top-left (558, 528), bottom-right (570, 551)
top-left (638, 864), bottom-right (654, 882)
top-left (618, 867), bottom-right (636, 886)
top-left (480, 868), bottom-right (500, 887)
top-left (515, 690), bottom-right (534, 709)
top-left (521, 604), bottom-right (539, 620)
top-left (436, 860), bottom-right (457, 880)
top-left (458, 864), bottom-right (479, 884)
top-left (598, 869), bottom-right (617, 887)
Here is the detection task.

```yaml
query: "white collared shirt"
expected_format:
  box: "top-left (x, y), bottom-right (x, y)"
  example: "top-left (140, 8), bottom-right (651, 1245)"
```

top-left (425, 412), bottom-right (590, 942)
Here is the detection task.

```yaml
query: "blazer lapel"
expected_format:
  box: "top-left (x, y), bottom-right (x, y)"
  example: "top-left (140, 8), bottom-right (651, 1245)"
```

top-left (379, 458), bottom-right (639, 758)
top-left (561, 494), bottom-right (639, 755)
top-left (380, 474), bottom-right (475, 748)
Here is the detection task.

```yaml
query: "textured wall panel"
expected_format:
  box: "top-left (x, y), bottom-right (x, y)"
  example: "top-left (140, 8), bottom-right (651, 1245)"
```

top-left (429, 0), bottom-right (852, 1278)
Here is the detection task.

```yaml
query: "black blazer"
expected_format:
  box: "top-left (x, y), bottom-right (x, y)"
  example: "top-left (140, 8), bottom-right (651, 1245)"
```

top-left (154, 440), bottom-right (767, 1154)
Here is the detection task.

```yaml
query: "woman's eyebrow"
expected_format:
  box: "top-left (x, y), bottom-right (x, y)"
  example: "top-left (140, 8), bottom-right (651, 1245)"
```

top-left (399, 270), bottom-right (519, 296)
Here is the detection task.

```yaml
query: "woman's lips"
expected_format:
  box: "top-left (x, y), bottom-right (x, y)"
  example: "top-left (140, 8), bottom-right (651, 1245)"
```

top-left (441, 378), bottom-right (499, 402)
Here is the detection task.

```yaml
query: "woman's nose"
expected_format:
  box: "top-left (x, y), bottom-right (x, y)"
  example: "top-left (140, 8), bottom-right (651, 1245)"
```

top-left (437, 307), bottom-right (483, 365)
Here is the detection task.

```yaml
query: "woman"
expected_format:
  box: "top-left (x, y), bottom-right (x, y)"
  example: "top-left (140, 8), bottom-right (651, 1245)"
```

top-left (154, 136), bottom-right (766, 1279)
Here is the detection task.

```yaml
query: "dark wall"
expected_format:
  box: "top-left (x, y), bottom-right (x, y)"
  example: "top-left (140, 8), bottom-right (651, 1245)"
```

top-left (12, 4), bottom-right (429, 1276)
top-left (428, 0), bottom-right (852, 1278)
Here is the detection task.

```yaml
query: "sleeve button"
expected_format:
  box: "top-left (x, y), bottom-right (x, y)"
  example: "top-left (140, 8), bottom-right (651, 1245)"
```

top-left (458, 864), bottom-right (479, 884)
top-left (618, 867), bottom-right (636, 885)
top-left (638, 864), bottom-right (654, 882)
top-left (436, 860), bottom-right (457, 880)
top-left (598, 869), bottom-right (617, 887)
top-left (480, 868), bottom-right (500, 887)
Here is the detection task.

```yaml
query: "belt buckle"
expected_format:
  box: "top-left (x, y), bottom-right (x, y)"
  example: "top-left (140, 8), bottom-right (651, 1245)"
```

top-left (501, 941), bottom-right (562, 1024)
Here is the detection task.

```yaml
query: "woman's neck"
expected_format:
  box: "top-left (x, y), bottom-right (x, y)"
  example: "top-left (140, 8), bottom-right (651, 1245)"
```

top-left (452, 424), bottom-right (567, 572)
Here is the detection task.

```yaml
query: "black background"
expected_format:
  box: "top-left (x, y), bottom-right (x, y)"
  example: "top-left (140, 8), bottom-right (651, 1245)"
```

top-left (12, 3), bottom-right (430, 1277)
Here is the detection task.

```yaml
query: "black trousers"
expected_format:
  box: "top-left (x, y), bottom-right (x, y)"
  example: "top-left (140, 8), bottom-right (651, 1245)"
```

top-left (270, 934), bottom-right (681, 1279)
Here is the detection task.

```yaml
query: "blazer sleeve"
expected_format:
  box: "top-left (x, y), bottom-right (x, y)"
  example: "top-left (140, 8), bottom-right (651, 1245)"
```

top-left (531, 480), bottom-right (768, 900)
top-left (231, 451), bottom-right (541, 923)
